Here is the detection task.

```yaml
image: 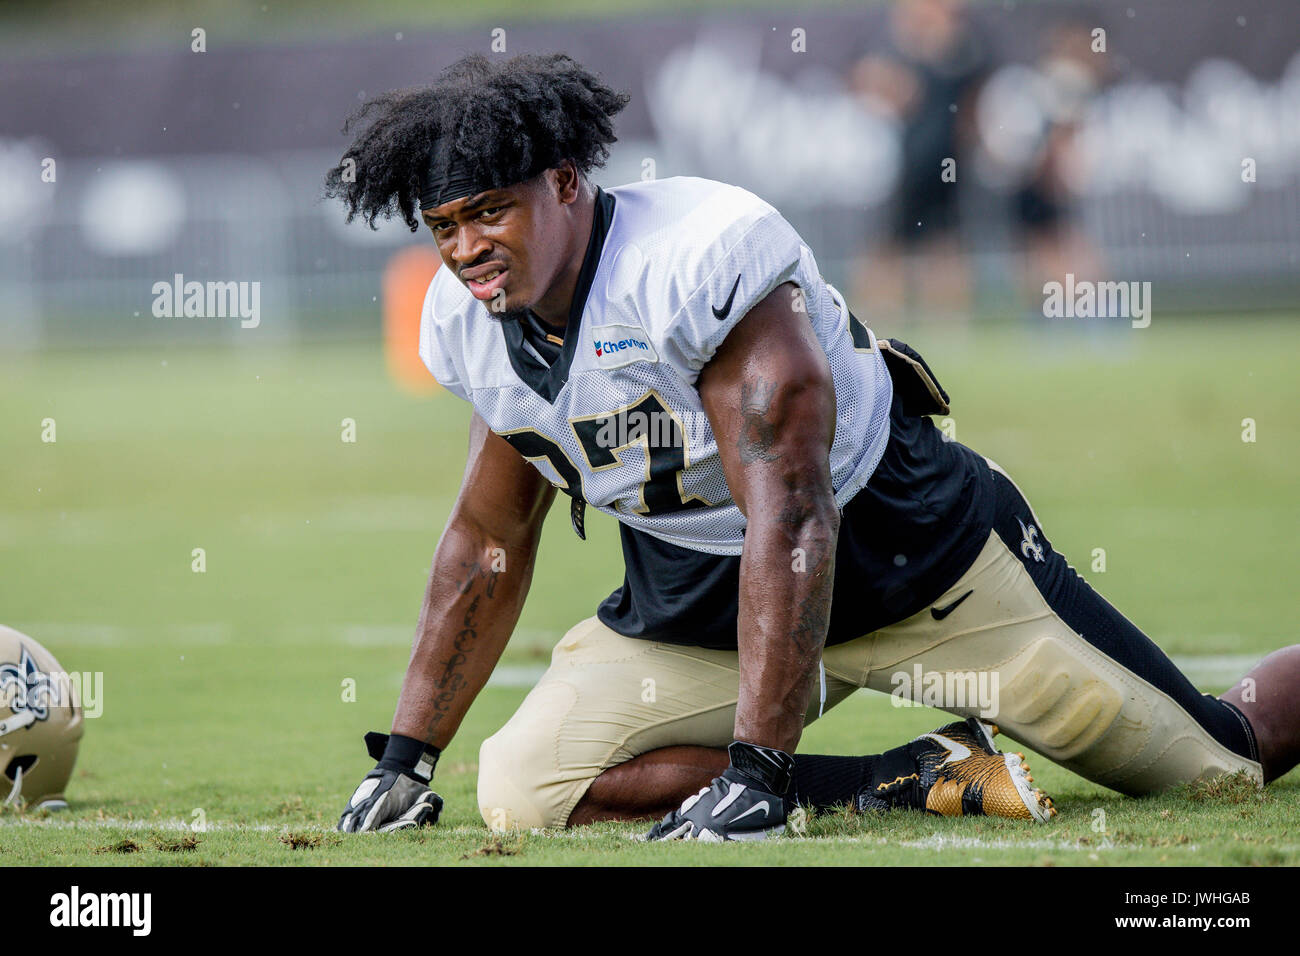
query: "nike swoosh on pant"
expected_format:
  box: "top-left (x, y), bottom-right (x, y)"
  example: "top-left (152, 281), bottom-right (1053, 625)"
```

top-left (930, 589), bottom-right (974, 621)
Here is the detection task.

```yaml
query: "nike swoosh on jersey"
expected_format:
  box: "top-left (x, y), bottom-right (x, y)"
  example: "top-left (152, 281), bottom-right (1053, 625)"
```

top-left (920, 733), bottom-right (972, 766)
top-left (711, 274), bottom-right (742, 320)
top-left (930, 589), bottom-right (974, 621)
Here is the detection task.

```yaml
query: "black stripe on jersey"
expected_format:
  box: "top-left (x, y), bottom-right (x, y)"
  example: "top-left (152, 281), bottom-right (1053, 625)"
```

top-left (502, 186), bottom-right (616, 404)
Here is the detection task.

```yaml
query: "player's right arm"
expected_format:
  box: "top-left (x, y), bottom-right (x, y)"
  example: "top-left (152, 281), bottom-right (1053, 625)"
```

top-left (391, 410), bottom-right (555, 747)
top-left (338, 411), bottom-right (555, 832)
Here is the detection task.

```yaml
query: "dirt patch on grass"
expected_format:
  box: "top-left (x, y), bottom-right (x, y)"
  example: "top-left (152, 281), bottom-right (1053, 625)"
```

top-left (152, 834), bottom-right (200, 852)
top-left (279, 830), bottom-right (323, 850)
top-left (461, 838), bottom-right (522, 859)
top-left (95, 838), bottom-right (143, 854)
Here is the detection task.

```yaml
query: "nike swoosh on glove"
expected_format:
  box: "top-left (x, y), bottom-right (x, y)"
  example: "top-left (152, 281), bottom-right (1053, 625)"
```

top-left (338, 769), bottom-right (443, 833)
top-left (643, 769), bottom-right (786, 842)
top-left (643, 742), bottom-right (794, 842)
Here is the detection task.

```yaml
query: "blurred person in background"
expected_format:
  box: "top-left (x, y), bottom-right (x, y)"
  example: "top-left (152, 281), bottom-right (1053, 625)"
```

top-left (974, 19), bottom-right (1109, 306)
top-left (849, 0), bottom-right (988, 325)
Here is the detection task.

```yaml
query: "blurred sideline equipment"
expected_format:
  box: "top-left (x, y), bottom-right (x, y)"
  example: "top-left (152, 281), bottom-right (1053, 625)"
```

top-left (0, 625), bottom-right (84, 811)
top-left (384, 247), bottom-right (444, 395)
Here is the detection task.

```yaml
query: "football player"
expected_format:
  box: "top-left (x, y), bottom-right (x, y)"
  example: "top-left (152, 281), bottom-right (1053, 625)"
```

top-left (327, 54), bottom-right (1300, 841)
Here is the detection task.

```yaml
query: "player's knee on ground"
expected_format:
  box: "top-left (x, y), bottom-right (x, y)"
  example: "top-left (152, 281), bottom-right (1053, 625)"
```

top-left (477, 729), bottom-right (545, 830)
top-left (477, 722), bottom-right (576, 831)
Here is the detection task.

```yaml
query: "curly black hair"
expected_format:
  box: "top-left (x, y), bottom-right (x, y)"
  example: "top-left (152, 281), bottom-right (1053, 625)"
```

top-left (324, 53), bottom-right (630, 232)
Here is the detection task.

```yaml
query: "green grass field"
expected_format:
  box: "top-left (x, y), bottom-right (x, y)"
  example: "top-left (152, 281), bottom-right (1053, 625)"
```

top-left (2, 314), bottom-right (1298, 866)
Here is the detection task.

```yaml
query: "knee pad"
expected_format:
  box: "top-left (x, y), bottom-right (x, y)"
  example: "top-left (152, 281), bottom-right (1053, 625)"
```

top-left (476, 729), bottom-right (551, 831)
top-left (992, 634), bottom-right (1261, 795)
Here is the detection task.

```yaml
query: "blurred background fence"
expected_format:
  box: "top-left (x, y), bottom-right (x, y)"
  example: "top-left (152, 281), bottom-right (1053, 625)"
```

top-left (1, 0), bottom-right (1296, 348)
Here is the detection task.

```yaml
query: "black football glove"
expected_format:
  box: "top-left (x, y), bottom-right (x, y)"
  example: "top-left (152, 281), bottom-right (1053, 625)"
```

top-left (642, 741), bottom-right (794, 842)
top-left (338, 731), bottom-right (444, 833)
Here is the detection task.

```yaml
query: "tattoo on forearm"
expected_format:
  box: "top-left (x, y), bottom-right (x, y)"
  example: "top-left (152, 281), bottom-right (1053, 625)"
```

top-left (420, 559), bottom-right (499, 742)
top-left (738, 379), bottom-right (782, 465)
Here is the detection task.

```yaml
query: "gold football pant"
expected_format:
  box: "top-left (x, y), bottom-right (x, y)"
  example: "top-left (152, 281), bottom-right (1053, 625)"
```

top-left (477, 459), bottom-right (1260, 829)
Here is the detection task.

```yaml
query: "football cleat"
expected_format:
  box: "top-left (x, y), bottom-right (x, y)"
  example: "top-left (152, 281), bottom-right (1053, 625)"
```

top-left (857, 717), bottom-right (1056, 822)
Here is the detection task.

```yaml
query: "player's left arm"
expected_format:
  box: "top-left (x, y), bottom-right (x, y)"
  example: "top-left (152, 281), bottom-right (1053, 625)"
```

top-left (698, 280), bottom-right (838, 754)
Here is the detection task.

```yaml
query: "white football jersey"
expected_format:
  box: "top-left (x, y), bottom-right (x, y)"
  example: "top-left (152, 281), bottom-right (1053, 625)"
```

top-left (419, 176), bottom-right (892, 555)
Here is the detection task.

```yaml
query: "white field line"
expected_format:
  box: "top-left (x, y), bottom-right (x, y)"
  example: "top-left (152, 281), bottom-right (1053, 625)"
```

top-left (0, 819), bottom-right (613, 837)
top-left (0, 818), bottom-right (558, 836)
top-left (453, 653), bottom-right (1271, 690)
top-left (1169, 654), bottom-right (1265, 684)
top-left (4, 623), bottom-right (1268, 687)
top-left (895, 834), bottom-right (1138, 852)
top-left (12, 818), bottom-right (1300, 857)
top-left (486, 665), bottom-right (549, 688)
top-left (0, 818), bottom-right (1198, 851)
top-left (0, 818), bottom-right (1119, 851)
top-left (0, 818), bottom-right (290, 833)
top-left (9, 622), bottom-right (561, 652)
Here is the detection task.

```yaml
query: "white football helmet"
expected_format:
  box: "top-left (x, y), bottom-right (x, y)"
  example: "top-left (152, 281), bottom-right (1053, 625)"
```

top-left (0, 625), bottom-right (84, 810)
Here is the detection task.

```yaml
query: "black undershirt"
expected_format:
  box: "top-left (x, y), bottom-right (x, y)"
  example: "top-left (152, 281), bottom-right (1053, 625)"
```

top-left (596, 353), bottom-right (998, 650)
top-left (520, 310), bottom-right (566, 365)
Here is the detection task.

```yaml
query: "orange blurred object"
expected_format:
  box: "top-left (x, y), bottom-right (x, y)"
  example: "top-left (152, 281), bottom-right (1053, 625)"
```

top-left (383, 246), bottom-right (443, 395)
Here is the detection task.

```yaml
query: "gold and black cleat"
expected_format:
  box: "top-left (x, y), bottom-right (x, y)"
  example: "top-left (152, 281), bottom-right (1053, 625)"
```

top-left (857, 717), bottom-right (1057, 822)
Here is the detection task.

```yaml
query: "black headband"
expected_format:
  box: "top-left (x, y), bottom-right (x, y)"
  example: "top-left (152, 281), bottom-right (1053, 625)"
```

top-left (418, 139), bottom-right (563, 211)
top-left (418, 141), bottom-right (488, 211)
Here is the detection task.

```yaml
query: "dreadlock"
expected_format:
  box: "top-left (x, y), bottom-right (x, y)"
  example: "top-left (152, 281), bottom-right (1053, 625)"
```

top-left (324, 53), bottom-right (630, 232)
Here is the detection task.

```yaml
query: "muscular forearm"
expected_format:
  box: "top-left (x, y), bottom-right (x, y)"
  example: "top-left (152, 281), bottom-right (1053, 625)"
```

top-left (734, 496), bottom-right (840, 752)
top-left (693, 281), bottom-right (841, 757)
top-left (391, 519), bottom-right (539, 750)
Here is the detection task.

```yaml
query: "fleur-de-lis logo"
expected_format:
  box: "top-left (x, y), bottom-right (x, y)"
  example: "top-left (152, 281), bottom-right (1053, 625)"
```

top-left (0, 646), bottom-right (54, 723)
top-left (1017, 517), bottom-right (1045, 564)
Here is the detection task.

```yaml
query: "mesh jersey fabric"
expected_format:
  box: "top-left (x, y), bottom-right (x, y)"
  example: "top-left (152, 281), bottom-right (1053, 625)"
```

top-left (418, 176), bottom-right (893, 555)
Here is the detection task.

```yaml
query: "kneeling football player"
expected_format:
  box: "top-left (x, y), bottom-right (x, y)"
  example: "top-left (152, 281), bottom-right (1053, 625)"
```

top-left (329, 54), bottom-right (1300, 841)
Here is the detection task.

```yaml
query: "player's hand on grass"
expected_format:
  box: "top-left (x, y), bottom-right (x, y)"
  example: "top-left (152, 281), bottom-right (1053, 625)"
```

top-left (642, 741), bottom-right (794, 842)
top-left (338, 731), bottom-right (444, 833)
top-left (338, 768), bottom-right (441, 832)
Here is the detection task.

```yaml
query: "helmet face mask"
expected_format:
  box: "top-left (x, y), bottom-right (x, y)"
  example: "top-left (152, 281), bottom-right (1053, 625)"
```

top-left (0, 626), bottom-right (84, 811)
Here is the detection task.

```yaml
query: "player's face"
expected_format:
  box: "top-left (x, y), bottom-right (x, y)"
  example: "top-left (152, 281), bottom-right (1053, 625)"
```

top-left (423, 177), bottom-right (566, 317)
